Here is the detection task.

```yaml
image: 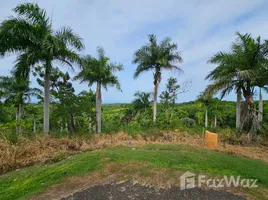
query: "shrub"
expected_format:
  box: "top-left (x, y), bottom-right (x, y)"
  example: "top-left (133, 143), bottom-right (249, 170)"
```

top-left (179, 118), bottom-right (195, 128)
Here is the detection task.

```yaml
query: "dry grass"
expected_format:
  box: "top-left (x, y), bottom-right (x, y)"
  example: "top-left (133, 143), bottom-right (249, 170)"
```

top-left (0, 131), bottom-right (267, 174)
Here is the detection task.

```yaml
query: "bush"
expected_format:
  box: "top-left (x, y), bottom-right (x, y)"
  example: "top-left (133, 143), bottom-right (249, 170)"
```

top-left (179, 118), bottom-right (195, 128)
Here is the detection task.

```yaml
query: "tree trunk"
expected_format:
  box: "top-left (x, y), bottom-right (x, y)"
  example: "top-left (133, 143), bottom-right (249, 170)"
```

top-left (258, 87), bottom-right (263, 122)
top-left (33, 118), bottom-right (36, 134)
top-left (65, 122), bottom-right (68, 133)
top-left (240, 95), bottom-right (252, 132)
top-left (44, 73), bottom-right (50, 135)
top-left (69, 114), bottom-right (75, 134)
top-left (153, 82), bottom-right (159, 122)
top-left (236, 89), bottom-right (241, 129)
top-left (214, 115), bottom-right (217, 127)
top-left (165, 109), bottom-right (168, 122)
top-left (60, 119), bottom-right (63, 133)
top-left (205, 110), bottom-right (208, 127)
top-left (170, 110), bottom-right (174, 123)
top-left (96, 82), bottom-right (102, 134)
top-left (16, 104), bottom-right (23, 134)
top-left (16, 107), bottom-right (19, 134)
top-left (89, 116), bottom-right (92, 132)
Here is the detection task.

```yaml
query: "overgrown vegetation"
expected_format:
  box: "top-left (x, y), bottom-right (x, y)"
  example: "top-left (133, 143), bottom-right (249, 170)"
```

top-left (0, 144), bottom-right (268, 200)
top-left (0, 3), bottom-right (267, 145)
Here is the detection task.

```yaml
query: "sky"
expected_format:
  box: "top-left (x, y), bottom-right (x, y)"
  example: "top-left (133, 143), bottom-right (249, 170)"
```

top-left (0, 0), bottom-right (268, 103)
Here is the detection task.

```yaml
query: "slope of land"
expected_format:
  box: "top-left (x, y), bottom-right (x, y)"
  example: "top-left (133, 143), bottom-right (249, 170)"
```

top-left (1, 143), bottom-right (268, 200)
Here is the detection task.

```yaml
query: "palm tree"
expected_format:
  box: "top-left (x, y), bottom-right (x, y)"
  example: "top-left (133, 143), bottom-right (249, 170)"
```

top-left (133, 34), bottom-right (183, 122)
top-left (253, 62), bottom-right (268, 122)
top-left (205, 32), bottom-right (268, 133)
top-left (204, 59), bottom-right (244, 129)
top-left (74, 47), bottom-right (123, 133)
top-left (132, 91), bottom-right (152, 114)
top-left (0, 3), bottom-right (84, 135)
top-left (0, 75), bottom-right (40, 133)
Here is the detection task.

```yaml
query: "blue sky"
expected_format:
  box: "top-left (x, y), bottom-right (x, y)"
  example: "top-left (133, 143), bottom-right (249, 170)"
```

top-left (1, 0), bottom-right (268, 103)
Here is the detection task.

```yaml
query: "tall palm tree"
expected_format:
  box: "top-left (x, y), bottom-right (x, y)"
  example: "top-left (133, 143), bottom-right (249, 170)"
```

top-left (133, 34), bottom-right (183, 122)
top-left (0, 75), bottom-right (40, 133)
top-left (0, 3), bottom-right (84, 135)
top-left (205, 32), bottom-right (268, 133)
top-left (253, 62), bottom-right (268, 122)
top-left (204, 58), bottom-right (244, 129)
top-left (74, 47), bottom-right (123, 133)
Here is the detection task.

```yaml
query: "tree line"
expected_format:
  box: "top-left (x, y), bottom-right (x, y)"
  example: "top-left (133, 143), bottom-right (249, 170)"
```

top-left (0, 3), bottom-right (267, 140)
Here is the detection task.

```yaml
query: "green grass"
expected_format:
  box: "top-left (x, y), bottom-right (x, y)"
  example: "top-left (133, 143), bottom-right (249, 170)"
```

top-left (0, 144), bottom-right (268, 200)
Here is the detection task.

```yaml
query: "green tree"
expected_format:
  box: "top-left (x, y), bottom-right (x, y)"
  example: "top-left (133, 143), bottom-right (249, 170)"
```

top-left (205, 32), bottom-right (268, 136)
top-left (74, 46), bottom-right (123, 133)
top-left (133, 34), bottom-right (183, 122)
top-left (0, 75), bottom-right (40, 133)
top-left (77, 90), bottom-right (96, 133)
top-left (159, 77), bottom-right (180, 123)
top-left (132, 91), bottom-right (152, 121)
top-left (0, 3), bottom-right (84, 135)
top-left (253, 63), bottom-right (268, 122)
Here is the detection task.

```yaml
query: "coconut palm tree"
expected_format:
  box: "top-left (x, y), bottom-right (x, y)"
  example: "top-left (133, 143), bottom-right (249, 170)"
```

top-left (0, 75), bottom-right (41, 133)
top-left (74, 46), bottom-right (123, 133)
top-left (0, 3), bottom-right (84, 135)
top-left (133, 34), bottom-right (183, 122)
top-left (205, 32), bottom-right (268, 134)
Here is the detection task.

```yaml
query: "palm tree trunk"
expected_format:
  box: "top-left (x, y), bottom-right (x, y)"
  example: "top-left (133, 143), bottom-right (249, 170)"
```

top-left (258, 87), bottom-right (263, 122)
top-left (89, 116), bottom-right (92, 132)
top-left (44, 73), bottom-right (50, 135)
top-left (214, 115), bottom-right (217, 127)
top-left (205, 110), bottom-right (208, 127)
top-left (65, 122), bottom-right (68, 133)
top-left (153, 82), bottom-right (159, 122)
top-left (96, 82), bottom-right (102, 133)
top-left (33, 118), bottom-right (36, 133)
top-left (60, 118), bottom-right (63, 133)
top-left (16, 104), bottom-right (22, 134)
top-left (16, 107), bottom-right (19, 134)
top-left (69, 114), bottom-right (75, 134)
top-left (236, 89), bottom-right (241, 129)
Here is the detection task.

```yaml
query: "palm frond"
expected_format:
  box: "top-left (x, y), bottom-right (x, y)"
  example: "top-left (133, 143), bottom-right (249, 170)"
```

top-left (55, 27), bottom-right (84, 51)
top-left (13, 2), bottom-right (50, 29)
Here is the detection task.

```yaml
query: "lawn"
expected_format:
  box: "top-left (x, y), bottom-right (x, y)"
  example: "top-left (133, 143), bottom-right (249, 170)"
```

top-left (0, 144), bottom-right (268, 200)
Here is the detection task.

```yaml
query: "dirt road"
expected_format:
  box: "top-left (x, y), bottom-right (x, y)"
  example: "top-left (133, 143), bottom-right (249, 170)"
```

top-left (62, 181), bottom-right (245, 200)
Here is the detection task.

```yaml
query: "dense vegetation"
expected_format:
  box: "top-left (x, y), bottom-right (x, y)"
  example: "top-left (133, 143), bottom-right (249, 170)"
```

top-left (0, 3), bottom-right (268, 144)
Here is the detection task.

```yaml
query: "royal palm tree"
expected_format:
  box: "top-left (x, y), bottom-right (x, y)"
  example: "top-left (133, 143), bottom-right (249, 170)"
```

top-left (253, 62), bottom-right (268, 122)
top-left (133, 34), bottom-right (183, 122)
top-left (74, 46), bottom-right (123, 133)
top-left (204, 56), bottom-right (244, 129)
top-left (205, 32), bottom-right (268, 133)
top-left (0, 3), bottom-right (84, 135)
top-left (0, 75), bottom-right (41, 133)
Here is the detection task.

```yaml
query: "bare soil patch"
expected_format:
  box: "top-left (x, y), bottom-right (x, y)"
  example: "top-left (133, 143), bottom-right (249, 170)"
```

top-left (62, 181), bottom-right (245, 200)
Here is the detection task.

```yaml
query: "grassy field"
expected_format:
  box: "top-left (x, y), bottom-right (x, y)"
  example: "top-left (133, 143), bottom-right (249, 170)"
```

top-left (0, 144), bottom-right (268, 200)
